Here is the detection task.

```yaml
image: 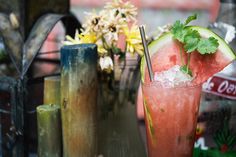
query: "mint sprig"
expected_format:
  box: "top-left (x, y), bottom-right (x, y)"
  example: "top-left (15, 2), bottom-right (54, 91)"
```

top-left (171, 14), bottom-right (219, 75)
top-left (172, 21), bottom-right (187, 43)
top-left (180, 65), bottom-right (192, 76)
top-left (197, 37), bottom-right (219, 54)
top-left (184, 14), bottom-right (197, 25)
top-left (184, 29), bottom-right (200, 53)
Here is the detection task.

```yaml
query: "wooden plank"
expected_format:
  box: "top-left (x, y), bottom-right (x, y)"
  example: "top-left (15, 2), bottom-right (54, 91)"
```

top-left (44, 75), bottom-right (60, 106)
top-left (60, 44), bottom-right (98, 157)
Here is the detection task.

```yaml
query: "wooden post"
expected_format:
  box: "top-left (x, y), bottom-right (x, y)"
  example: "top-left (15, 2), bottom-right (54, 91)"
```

top-left (60, 44), bottom-right (98, 157)
top-left (44, 76), bottom-right (61, 106)
top-left (37, 104), bottom-right (61, 157)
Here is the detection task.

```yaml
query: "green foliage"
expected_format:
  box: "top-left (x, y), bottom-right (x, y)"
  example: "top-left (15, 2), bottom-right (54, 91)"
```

top-left (184, 30), bottom-right (200, 53)
top-left (171, 20), bottom-right (187, 43)
top-left (197, 37), bottom-right (219, 55)
top-left (171, 14), bottom-right (219, 76)
top-left (0, 49), bottom-right (7, 61)
top-left (184, 14), bottom-right (197, 25)
top-left (213, 120), bottom-right (236, 151)
top-left (180, 65), bottom-right (192, 76)
top-left (194, 148), bottom-right (236, 157)
top-left (111, 46), bottom-right (122, 55)
top-left (111, 46), bottom-right (126, 61)
top-left (171, 15), bottom-right (219, 54)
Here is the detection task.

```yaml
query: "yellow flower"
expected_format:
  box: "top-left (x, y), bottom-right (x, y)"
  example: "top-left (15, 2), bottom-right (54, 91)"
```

top-left (63, 31), bottom-right (97, 45)
top-left (78, 33), bottom-right (97, 44)
top-left (123, 24), bottom-right (144, 56)
top-left (63, 29), bottom-right (81, 45)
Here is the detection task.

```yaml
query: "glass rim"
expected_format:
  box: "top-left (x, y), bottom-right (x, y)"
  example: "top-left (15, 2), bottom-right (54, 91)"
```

top-left (141, 80), bottom-right (202, 89)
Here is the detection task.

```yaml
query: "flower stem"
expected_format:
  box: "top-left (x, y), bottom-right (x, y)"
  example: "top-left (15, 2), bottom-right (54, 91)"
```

top-left (179, 45), bottom-right (184, 66)
top-left (180, 46), bottom-right (192, 76)
top-left (187, 53), bottom-right (191, 74)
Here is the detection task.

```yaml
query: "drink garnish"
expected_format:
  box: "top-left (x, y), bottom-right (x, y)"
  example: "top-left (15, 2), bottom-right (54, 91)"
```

top-left (171, 14), bottom-right (219, 76)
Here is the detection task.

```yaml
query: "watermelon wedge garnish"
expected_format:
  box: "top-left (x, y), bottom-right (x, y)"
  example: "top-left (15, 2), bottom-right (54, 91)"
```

top-left (141, 26), bottom-right (236, 85)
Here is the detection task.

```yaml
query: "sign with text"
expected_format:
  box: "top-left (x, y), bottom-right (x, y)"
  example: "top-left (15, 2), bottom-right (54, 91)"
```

top-left (202, 74), bottom-right (236, 100)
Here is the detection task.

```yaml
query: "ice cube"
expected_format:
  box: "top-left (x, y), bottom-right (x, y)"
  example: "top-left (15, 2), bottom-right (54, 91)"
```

top-left (154, 65), bottom-right (193, 87)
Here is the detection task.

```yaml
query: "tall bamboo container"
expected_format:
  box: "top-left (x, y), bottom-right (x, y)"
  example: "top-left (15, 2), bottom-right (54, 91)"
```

top-left (60, 44), bottom-right (98, 157)
top-left (44, 76), bottom-right (60, 106)
top-left (37, 104), bottom-right (61, 157)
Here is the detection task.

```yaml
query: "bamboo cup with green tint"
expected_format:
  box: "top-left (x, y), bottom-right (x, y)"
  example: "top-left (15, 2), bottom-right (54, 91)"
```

top-left (37, 104), bottom-right (61, 157)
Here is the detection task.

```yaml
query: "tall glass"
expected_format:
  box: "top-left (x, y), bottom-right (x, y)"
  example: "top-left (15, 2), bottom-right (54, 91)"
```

top-left (142, 82), bottom-right (202, 157)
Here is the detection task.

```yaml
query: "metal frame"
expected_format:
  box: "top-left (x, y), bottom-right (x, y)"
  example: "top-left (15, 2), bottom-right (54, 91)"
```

top-left (0, 77), bottom-right (19, 156)
top-left (0, 0), bottom-right (81, 156)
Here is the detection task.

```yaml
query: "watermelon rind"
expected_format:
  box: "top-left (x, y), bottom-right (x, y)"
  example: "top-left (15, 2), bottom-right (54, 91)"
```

top-left (141, 26), bottom-right (236, 83)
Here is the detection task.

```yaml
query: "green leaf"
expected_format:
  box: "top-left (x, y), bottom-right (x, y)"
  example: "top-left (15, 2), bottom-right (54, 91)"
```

top-left (118, 52), bottom-right (125, 61)
top-left (213, 135), bottom-right (222, 148)
top-left (171, 14), bottom-right (219, 76)
top-left (180, 65), bottom-right (192, 76)
top-left (184, 29), bottom-right (200, 53)
top-left (111, 46), bottom-right (125, 61)
top-left (112, 46), bottom-right (122, 55)
top-left (0, 50), bottom-right (7, 61)
top-left (171, 20), bottom-right (187, 43)
top-left (184, 14), bottom-right (197, 25)
top-left (197, 37), bottom-right (219, 55)
top-left (228, 135), bottom-right (236, 146)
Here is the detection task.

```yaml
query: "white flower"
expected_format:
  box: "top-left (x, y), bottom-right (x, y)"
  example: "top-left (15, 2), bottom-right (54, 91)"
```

top-left (102, 13), bottom-right (124, 46)
top-left (104, 0), bottom-right (137, 22)
top-left (99, 56), bottom-right (114, 71)
top-left (82, 11), bottom-right (105, 34)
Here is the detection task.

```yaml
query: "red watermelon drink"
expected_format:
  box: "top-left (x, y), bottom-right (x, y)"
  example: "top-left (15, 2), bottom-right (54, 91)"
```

top-left (142, 65), bottom-right (202, 157)
top-left (141, 15), bottom-right (236, 157)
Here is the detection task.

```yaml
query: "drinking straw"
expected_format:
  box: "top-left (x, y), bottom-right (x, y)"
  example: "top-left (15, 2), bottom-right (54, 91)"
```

top-left (139, 25), bottom-right (154, 82)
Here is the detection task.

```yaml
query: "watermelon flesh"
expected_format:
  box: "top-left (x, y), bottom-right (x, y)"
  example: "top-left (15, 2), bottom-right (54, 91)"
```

top-left (143, 29), bottom-right (236, 85)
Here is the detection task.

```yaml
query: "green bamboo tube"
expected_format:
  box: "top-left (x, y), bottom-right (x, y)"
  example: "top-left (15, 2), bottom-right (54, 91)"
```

top-left (37, 104), bottom-right (61, 157)
top-left (60, 44), bottom-right (98, 157)
top-left (44, 76), bottom-right (61, 106)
